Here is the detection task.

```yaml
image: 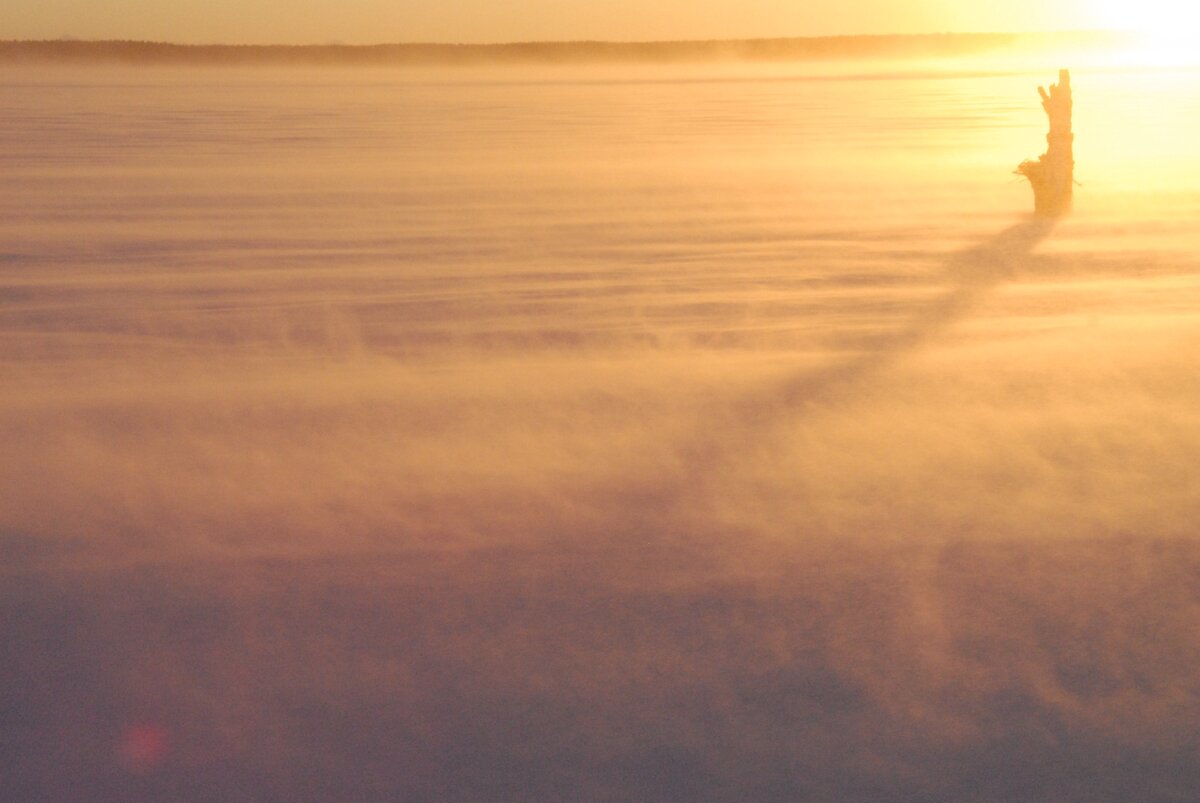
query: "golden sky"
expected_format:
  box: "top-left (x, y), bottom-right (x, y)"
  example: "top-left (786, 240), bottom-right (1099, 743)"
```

top-left (0, 0), bottom-right (1144, 45)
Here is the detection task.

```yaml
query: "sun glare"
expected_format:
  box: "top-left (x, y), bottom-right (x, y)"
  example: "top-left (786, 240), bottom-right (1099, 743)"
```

top-left (1093, 0), bottom-right (1200, 65)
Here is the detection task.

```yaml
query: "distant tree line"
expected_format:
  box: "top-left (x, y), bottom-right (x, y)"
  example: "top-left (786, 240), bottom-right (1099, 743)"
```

top-left (0, 32), bottom-right (1128, 66)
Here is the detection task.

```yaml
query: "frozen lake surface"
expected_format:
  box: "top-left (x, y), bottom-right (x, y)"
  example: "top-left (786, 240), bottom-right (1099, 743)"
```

top-left (3, 62), bottom-right (1200, 800)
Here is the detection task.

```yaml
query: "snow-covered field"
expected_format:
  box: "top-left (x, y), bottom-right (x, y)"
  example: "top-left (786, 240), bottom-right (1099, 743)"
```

top-left (3, 62), bottom-right (1200, 800)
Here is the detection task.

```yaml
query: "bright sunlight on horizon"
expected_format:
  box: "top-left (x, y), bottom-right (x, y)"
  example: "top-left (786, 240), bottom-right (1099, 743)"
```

top-left (1089, 0), bottom-right (1200, 65)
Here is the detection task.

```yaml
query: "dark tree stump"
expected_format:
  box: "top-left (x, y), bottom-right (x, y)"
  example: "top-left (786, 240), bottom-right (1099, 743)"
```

top-left (1017, 69), bottom-right (1074, 217)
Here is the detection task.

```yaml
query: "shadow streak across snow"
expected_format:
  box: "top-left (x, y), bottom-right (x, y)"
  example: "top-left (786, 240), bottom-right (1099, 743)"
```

top-left (619, 216), bottom-right (1057, 511)
top-left (766, 216), bottom-right (1053, 412)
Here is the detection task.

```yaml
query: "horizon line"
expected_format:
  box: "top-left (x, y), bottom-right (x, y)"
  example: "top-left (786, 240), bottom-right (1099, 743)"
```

top-left (3, 29), bottom-right (1127, 49)
top-left (0, 31), bottom-right (1134, 68)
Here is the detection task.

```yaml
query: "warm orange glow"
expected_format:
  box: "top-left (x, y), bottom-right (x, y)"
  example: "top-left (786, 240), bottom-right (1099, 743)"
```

top-left (0, 0), bottom-right (1161, 46)
top-left (6, 27), bottom-right (1200, 802)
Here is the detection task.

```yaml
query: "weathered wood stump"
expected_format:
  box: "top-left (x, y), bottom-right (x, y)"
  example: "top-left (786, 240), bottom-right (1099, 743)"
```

top-left (1016, 69), bottom-right (1073, 217)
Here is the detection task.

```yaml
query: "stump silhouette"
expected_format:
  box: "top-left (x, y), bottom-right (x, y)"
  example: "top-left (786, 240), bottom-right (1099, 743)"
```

top-left (1017, 69), bottom-right (1073, 217)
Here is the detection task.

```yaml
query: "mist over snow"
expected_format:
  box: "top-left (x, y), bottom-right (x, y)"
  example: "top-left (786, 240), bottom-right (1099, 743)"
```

top-left (3, 62), bottom-right (1200, 800)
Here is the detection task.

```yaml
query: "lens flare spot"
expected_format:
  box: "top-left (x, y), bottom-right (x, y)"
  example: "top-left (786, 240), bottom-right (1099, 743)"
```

top-left (117, 722), bottom-right (170, 774)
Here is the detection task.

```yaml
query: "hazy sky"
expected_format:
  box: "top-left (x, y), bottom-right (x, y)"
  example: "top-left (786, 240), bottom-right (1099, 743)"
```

top-left (1, 0), bottom-right (1111, 45)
